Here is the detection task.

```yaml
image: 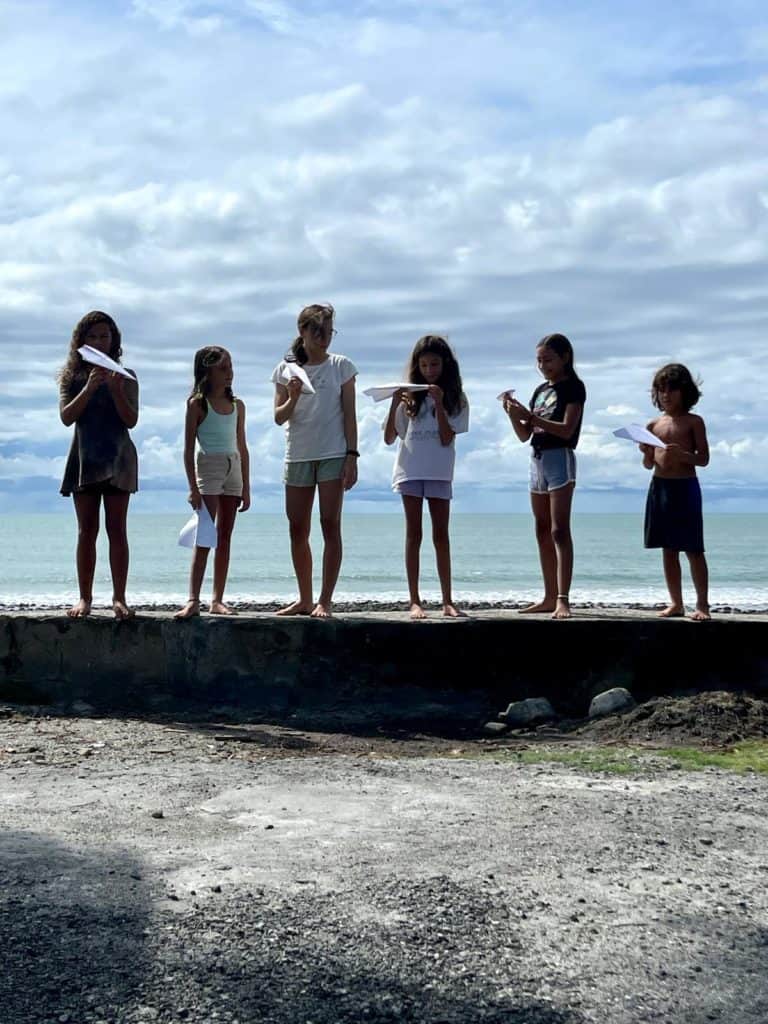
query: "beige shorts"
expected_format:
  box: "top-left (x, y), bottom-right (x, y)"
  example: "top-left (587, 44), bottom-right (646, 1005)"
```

top-left (195, 451), bottom-right (243, 497)
top-left (284, 456), bottom-right (346, 487)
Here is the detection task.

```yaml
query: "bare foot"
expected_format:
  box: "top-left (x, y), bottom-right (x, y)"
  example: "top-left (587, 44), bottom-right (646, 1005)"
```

top-left (174, 599), bottom-right (200, 620)
top-left (410, 602), bottom-right (428, 620)
top-left (519, 600), bottom-right (556, 614)
top-left (690, 606), bottom-right (711, 621)
top-left (112, 600), bottom-right (135, 620)
top-left (210, 601), bottom-right (237, 616)
top-left (551, 597), bottom-right (571, 620)
top-left (443, 603), bottom-right (467, 618)
top-left (311, 603), bottom-right (333, 619)
top-left (658, 605), bottom-right (685, 618)
top-left (68, 599), bottom-right (91, 619)
top-left (276, 601), bottom-right (313, 617)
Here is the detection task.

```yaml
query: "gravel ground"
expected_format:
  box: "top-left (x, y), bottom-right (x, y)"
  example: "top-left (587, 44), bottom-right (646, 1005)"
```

top-left (2, 712), bottom-right (767, 1024)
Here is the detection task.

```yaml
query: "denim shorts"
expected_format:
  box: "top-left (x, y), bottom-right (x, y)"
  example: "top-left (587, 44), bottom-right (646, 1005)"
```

top-left (395, 479), bottom-right (453, 500)
top-left (284, 456), bottom-right (346, 487)
top-left (529, 448), bottom-right (577, 494)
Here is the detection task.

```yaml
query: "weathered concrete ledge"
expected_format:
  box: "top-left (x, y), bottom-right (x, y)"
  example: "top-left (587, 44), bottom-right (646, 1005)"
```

top-left (2, 609), bottom-right (766, 726)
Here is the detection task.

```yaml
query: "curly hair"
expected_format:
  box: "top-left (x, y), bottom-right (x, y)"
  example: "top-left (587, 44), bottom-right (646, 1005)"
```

top-left (191, 346), bottom-right (234, 413)
top-left (405, 335), bottom-right (464, 418)
top-left (651, 363), bottom-right (702, 412)
top-left (58, 311), bottom-right (122, 389)
top-left (286, 303), bottom-right (335, 366)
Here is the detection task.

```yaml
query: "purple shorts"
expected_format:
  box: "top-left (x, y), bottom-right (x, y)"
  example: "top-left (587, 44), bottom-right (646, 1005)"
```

top-left (395, 479), bottom-right (452, 500)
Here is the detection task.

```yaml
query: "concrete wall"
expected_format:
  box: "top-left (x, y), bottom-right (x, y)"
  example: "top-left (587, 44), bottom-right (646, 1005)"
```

top-left (1, 612), bottom-right (766, 725)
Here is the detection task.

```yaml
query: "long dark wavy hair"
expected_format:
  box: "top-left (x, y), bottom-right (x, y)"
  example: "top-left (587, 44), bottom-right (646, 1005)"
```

top-left (286, 303), bottom-right (335, 366)
top-left (405, 335), bottom-right (464, 418)
top-left (191, 346), bottom-right (234, 414)
top-left (58, 311), bottom-right (122, 389)
top-left (536, 333), bottom-right (582, 385)
top-left (651, 363), bottom-right (702, 412)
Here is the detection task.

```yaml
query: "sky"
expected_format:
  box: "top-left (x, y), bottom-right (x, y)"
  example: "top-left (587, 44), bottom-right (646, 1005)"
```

top-left (0, 0), bottom-right (766, 514)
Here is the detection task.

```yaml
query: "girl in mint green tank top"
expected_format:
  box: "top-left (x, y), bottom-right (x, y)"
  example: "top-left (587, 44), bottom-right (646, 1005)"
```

top-left (175, 346), bottom-right (251, 619)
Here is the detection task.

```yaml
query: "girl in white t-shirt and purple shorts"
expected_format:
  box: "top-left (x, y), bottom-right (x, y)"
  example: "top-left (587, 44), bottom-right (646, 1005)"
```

top-left (272, 304), bottom-right (358, 619)
top-left (384, 335), bottom-right (469, 619)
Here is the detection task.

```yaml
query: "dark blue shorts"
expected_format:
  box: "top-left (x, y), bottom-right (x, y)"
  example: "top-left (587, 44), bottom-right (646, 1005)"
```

top-left (644, 476), bottom-right (704, 553)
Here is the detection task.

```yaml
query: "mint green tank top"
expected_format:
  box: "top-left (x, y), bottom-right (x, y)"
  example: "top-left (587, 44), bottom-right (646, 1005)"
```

top-left (197, 403), bottom-right (237, 454)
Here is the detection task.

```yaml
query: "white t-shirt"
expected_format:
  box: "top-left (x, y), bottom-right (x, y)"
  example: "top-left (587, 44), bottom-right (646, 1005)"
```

top-left (390, 395), bottom-right (469, 487)
top-left (271, 353), bottom-right (358, 462)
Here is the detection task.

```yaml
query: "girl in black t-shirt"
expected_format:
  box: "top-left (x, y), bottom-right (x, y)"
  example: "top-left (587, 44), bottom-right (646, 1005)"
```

top-left (503, 333), bottom-right (586, 619)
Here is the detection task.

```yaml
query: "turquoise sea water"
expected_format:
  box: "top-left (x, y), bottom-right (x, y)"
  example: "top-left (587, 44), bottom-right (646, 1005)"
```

top-left (0, 513), bottom-right (765, 610)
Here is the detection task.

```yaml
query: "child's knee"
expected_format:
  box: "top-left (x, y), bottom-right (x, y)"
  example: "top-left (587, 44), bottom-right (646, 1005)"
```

top-left (319, 515), bottom-right (341, 539)
top-left (550, 524), bottom-right (571, 547)
top-left (77, 520), bottom-right (99, 542)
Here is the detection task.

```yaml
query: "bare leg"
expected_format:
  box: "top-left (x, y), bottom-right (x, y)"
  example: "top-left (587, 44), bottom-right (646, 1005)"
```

top-left (104, 492), bottom-right (134, 619)
top-left (428, 497), bottom-right (465, 618)
top-left (174, 495), bottom-right (216, 619)
top-left (314, 478), bottom-right (345, 618)
top-left (520, 492), bottom-right (557, 613)
top-left (277, 485), bottom-right (315, 615)
top-left (210, 496), bottom-right (240, 614)
top-left (70, 493), bottom-right (101, 617)
top-left (550, 483), bottom-right (574, 619)
top-left (659, 548), bottom-right (685, 616)
top-left (687, 551), bottom-right (711, 620)
top-left (402, 495), bottom-right (426, 618)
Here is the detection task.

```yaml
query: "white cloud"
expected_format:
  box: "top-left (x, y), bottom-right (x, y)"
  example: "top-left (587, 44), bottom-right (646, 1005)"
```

top-left (0, 1), bottom-right (766, 510)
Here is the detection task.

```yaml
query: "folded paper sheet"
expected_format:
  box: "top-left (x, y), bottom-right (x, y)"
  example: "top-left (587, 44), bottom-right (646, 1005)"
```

top-left (78, 345), bottom-right (137, 380)
top-left (613, 424), bottom-right (667, 448)
top-left (279, 362), bottom-right (316, 394)
top-left (362, 383), bottom-right (430, 402)
top-left (178, 502), bottom-right (218, 550)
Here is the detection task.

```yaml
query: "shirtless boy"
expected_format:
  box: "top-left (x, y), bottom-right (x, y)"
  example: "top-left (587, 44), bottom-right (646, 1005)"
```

top-left (640, 363), bottom-right (710, 620)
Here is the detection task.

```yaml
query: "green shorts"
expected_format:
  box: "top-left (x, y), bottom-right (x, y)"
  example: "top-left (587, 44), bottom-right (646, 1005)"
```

top-left (284, 456), bottom-right (346, 487)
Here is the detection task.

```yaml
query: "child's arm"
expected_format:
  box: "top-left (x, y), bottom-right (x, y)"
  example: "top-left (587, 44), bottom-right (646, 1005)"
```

top-left (383, 391), bottom-right (405, 445)
top-left (502, 395), bottom-right (533, 442)
top-left (59, 367), bottom-right (109, 426)
top-left (673, 416), bottom-right (710, 468)
top-left (106, 372), bottom-right (139, 429)
top-left (428, 386), bottom-right (456, 446)
top-left (236, 399), bottom-right (251, 512)
top-left (274, 378), bottom-right (303, 425)
top-left (639, 421), bottom-right (657, 470)
top-left (528, 401), bottom-right (582, 441)
top-left (341, 377), bottom-right (358, 491)
top-left (182, 399), bottom-right (204, 509)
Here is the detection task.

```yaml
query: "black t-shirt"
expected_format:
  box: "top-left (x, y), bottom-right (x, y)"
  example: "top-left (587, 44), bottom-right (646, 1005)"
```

top-left (529, 376), bottom-right (586, 451)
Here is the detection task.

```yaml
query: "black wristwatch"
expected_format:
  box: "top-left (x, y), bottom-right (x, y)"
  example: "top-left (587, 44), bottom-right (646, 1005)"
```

top-left (346, 449), bottom-right (360, 457)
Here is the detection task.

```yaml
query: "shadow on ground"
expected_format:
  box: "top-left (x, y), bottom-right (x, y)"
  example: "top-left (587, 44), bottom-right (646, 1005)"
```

top-left (0, 830), bottom-right (152, 1024)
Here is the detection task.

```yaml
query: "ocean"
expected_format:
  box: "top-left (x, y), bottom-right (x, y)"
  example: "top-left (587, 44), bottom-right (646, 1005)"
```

top-left (0, 513), bottom-right (765, 610)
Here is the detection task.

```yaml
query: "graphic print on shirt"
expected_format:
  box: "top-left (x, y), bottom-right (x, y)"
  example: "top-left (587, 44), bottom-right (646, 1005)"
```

top-left (532, 385), bottom-right (557, 433)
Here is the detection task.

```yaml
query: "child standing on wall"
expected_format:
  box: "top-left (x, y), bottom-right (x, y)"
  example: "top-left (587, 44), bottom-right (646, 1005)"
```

top-left (271, 304), bottom-right (358, 619)
top-left (383, 335), bottom-right (469, 619)
top-left (175, 346), bottom-right (250, 618)
top-left (59, 311), bottom-right (139, 619)
top-left (503, 333), bottom-right (586, 620)
top-left (640, 363), bottom-right (710, 620)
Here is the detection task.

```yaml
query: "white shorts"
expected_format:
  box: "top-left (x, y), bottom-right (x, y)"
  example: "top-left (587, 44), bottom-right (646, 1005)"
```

top-left (529, 448), bottom-right (576, 494)
top-left (195, 451), bottom-right (243, 497)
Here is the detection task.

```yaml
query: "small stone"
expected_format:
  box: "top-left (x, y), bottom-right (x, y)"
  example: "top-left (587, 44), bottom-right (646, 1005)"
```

top-left (151, 810), bottom-right (164, 819)
top-left (498, 698), bottom-right (556, 728)
top-left (264, 823), bottom-right (275, 830)
top-left (211, 884), bottom-right (222, 893)
top-left (588, 688), bottom-right (636, 719)
top-left (483, 721), bottom-right (509, 736)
